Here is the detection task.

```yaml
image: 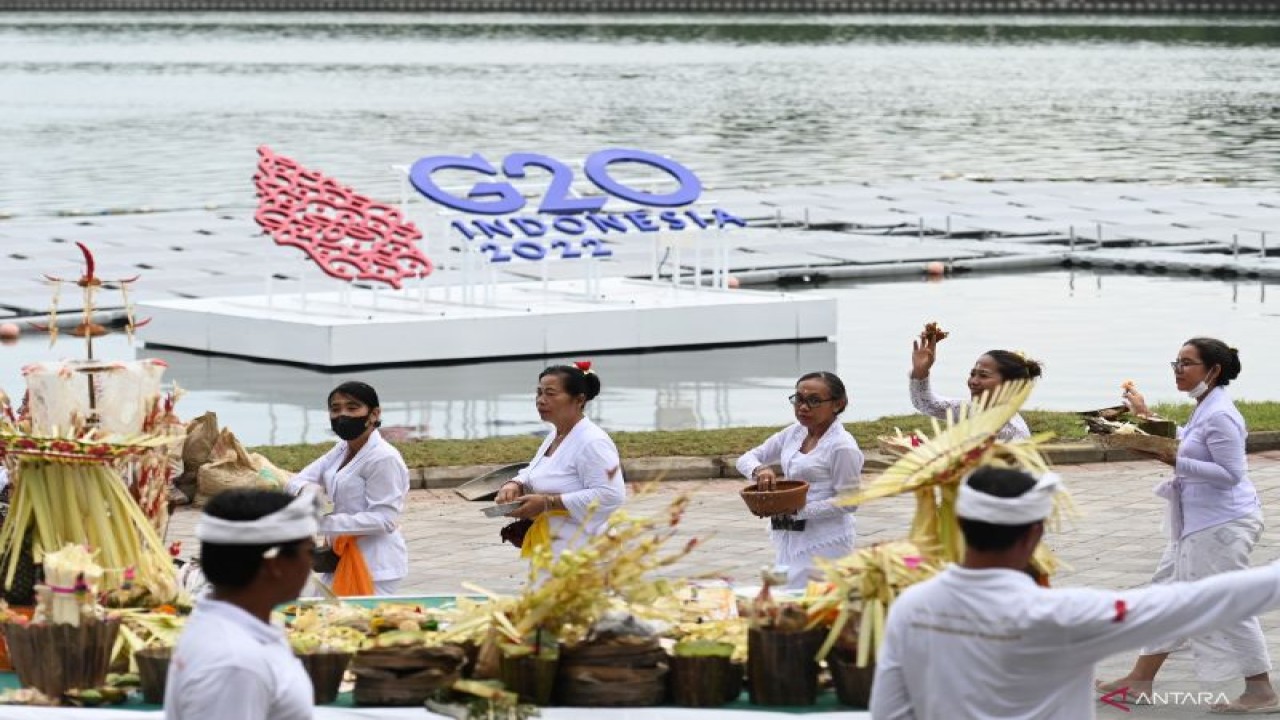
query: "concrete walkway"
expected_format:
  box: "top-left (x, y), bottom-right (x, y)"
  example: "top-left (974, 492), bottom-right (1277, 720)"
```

top-left (168, 451), bottom-right (1280, 718)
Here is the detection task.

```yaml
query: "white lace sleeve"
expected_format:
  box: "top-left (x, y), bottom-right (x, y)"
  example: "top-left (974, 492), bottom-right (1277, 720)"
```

top-left (908, 375), bottom-right (961, 421)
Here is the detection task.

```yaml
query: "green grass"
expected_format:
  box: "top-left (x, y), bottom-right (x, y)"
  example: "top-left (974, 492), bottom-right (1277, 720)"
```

top-left (250, 401), bottom-right (1280, 472)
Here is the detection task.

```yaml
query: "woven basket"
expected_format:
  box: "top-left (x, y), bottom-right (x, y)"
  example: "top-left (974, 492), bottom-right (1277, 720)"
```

top-left (740, 480), bottom-right (809, 517)
top-left (297, 651), bottom-right (352, 705)
top-left (829, 652), bottom-right (875, 708)
top-left (135, 647), bottom-right (172, 705)
top-left (557, 638), bottom-right (668, 707)
top-left (3, 617), bottom-right (121, 698)
top-left (351, 644), bottom-right (465, 706)
top-left (746, 627), bottom-right (822, 706)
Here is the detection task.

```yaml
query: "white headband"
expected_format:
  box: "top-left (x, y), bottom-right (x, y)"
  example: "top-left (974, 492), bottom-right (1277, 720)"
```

top-left (956, 471), bottom-right (1061, 526)
top-left (197, 489), bottom-right (321, 545)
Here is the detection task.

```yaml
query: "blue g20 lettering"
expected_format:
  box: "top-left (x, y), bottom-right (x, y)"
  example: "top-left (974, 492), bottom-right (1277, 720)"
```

top-left (410, 148), bottom-right (701, 215)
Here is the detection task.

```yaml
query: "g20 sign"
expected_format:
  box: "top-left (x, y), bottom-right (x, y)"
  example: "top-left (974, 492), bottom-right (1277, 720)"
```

top-left (408, 148), bottom-right (746, 263)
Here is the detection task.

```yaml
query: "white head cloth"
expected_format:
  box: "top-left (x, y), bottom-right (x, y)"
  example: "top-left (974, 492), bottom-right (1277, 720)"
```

top-left (196, 488), bottom-right (321, 545)
top-left (956, 471), bottom-right (1061, 525)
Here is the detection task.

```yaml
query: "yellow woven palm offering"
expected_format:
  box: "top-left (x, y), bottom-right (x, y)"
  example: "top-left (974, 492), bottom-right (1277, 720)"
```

top-left (838, 380), bottom-right (1072, 566)
top-left (808, 541), bottom-right (940, 668)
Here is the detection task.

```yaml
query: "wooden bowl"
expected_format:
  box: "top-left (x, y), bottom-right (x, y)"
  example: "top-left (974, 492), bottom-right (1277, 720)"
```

top-left (740, 480), bottom-right (809, 517)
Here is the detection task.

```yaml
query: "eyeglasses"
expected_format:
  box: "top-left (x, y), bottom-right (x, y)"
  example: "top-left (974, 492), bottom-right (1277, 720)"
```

top-left (1169, 360), bottom-right (1204, 371)
top-left (788, 393), bottom-right (834, 409)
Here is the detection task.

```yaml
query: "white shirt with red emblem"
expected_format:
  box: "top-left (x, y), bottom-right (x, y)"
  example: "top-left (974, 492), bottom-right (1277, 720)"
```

top-left (164, 598), bottom-right (313, 720)
top-left (871, 564), bottom-right (1280, 719)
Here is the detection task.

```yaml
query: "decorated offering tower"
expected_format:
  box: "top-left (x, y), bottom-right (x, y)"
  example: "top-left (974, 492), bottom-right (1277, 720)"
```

top-left (0, 244), bottom-right (181, 605)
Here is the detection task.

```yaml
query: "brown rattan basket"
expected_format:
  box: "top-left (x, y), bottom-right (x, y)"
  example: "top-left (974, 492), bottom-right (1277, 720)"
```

top-left (135, 646), bottom-right (172, 705)
top-left (740, 480), bottom-right (809, 517)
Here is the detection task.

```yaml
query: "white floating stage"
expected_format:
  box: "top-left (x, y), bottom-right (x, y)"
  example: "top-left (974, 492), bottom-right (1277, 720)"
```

top-left (137, 278), bottom-right (836, 367)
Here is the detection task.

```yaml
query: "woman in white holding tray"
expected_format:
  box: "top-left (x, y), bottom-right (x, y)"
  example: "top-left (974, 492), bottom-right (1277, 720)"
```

top-left (287, 381), bottom-right (409, 596)
top-left (495, 362), bottom-right (626, 561)
top-left (736, 371), bottom-right (864, 590)
top-left (1099, 337), bottom-right (1277, 713)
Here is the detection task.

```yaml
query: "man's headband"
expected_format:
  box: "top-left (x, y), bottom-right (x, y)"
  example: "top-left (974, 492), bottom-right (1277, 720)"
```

top-left (956, 471), bottom-right (1061, 526)
top-left (196, 489), bottom-right (321, 545)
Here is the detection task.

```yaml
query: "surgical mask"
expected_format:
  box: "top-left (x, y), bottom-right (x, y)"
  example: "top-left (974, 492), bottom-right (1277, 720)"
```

top-left (330, 414), bottom-right (370, 441)
top-left (1186, 371), bottom-right (1217, 400)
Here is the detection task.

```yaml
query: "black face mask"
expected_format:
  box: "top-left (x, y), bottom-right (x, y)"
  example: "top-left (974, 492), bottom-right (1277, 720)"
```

top-left (331, 414), bottom-right (371, 441)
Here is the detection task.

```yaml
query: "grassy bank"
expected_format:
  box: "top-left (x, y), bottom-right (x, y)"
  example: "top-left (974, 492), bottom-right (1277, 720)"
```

top-left (252, 401), bottom-right (1280, 472)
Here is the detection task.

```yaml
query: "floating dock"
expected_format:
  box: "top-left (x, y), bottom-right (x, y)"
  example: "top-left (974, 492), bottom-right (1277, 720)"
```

top-left (137, 278), bottom-right (835, 367)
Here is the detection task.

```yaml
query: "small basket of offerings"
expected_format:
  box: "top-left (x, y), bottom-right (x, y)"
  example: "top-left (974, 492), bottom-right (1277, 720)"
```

top-left (134, 646), bottom-right (171, 705)
top-left (829, 651), bottom-right (875, 708)
top-left (669, 640), bottom-right (737, 708)
top-left (499, 640), bottom-right (558, 706)
top-left (743, 568), bottom-right (822, 707)
top-left (351, 634), bottom-right (466, 707)
top-left (740, 480), bottom-right (809, 517)
top-left (747, 622), bottom-right (822, 706)
top-left (297, 651), bottom-right (353, 705)
top-left (2, 545), bottom-right (122, 699)
top-left (557, 633), bottom-right (669, 707)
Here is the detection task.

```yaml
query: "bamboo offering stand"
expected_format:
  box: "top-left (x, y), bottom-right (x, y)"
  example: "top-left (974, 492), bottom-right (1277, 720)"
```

top-left (0, 243), bottom-right (180, 605)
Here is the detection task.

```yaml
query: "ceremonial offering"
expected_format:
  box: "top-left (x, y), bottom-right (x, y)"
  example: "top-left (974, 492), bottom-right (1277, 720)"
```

top-left (482, 501), bottom-right (523, 518)
top-left (499, 641), bottom-right (558, 706)
top-left (739, 479), bottom-right (809, 517)
top-left (922, 321), bottom-right (949, 344)
top-left (351, 643), bottom-right (466, 706)
top-left (133, 646), bottom-right (171, 704)
top-left (2, 545), bottom-right (122, 699)
top-left (557, 634), bottom-right (669, 707)
top-left (297, 651), bottom-right (354, 705)
top-left (668, 640), bottom-right (736, 708)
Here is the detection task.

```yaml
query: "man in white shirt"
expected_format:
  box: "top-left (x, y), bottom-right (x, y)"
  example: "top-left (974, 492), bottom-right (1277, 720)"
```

top-left (870, 466), bottom-right (1280, 719)
top-left (164, 489), bottom-right (320, 720)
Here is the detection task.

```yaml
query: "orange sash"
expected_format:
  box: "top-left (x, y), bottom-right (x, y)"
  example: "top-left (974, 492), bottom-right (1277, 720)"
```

top-left (332, 535), bottom-right (375, 596)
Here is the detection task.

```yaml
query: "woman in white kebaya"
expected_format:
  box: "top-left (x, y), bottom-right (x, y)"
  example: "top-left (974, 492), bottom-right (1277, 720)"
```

top-left (1099, 337), bottom-right (1276, 714)
top-left (287, 381), bottom-right (409, 596)
top-left (736, 371), bottom-right (864, 590)
top-left (495, 362), bottom-right (626, 560)
top-left (908, 325), bottom-right (1040, 441)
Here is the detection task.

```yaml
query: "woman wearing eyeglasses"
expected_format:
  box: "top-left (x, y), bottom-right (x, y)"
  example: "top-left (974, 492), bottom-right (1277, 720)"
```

top-left (909, 326), bottom-right (1041, 440)
top-left (1098, 338), bottom-right (1275, 713)
top-left (735, 371), bottom-right (864, 590)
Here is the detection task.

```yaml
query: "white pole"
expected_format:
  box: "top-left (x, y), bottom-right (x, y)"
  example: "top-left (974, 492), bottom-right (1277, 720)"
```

top-left (1069, 225), bottom-right (1075, 252)
top-left (1233, 233), bottom-right (1239, 262)
top-left (693, 234), bottom-right (702, 291)
top-left (673, 241), bottom-right (682, 289)
top-left (541, 255), bottom-right (549, 303)
top-left (1096, 222), bottom-right (1103, 250)
top-left (299, 260), bottom-right (308, 312)
top-left (1261, 231), bottom-right (1268, 259)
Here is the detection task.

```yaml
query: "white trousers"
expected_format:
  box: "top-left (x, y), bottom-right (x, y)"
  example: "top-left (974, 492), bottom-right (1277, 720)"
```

top-left (1141, 511), bottom-right (1271, 681)
top-left (778, 542), bottom-right (852, 590)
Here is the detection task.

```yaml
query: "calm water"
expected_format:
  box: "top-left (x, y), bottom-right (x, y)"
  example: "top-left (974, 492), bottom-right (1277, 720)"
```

top-left (1, 270), bottom-right (1277, 445)
top-left (3, 14), bottom-right (1279, 444)
top-left (2, 14), bottom-right (1280, 216)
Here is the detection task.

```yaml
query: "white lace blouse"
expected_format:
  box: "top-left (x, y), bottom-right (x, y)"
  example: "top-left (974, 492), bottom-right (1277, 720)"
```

top-left (735, 421), bottom-right (864, 561)
top-left (909, 375), bottom-right (1030, 441)
top-left (515, 417), bottom-right (626, 556)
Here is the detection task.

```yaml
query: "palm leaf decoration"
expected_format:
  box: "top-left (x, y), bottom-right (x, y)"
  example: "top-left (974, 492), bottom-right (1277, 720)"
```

top-left (837, 379), bottom-right (1074, 571)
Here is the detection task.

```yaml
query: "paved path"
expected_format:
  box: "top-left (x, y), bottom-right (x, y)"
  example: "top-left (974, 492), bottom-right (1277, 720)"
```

top-left (169, 451), bottom-right (1280, 717)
